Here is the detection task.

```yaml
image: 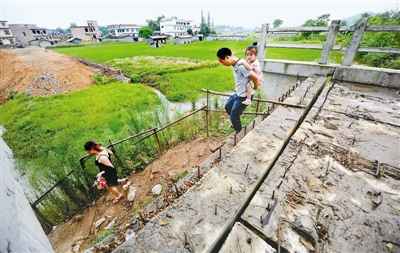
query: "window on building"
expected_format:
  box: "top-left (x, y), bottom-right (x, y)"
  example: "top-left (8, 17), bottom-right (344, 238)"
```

top-left (4, 30), bottom-right (10, 35)
top-left (23, 32), bottom-right (26, 36)
top-left (85, 28), bottom-right (89, 32)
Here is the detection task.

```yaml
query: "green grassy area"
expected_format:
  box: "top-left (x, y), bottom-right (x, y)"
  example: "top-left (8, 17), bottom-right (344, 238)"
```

top-left (54, 41), bottom-right (342, 63)
top-left (107, 56), bottom-right (218, 82)
top-left (159, 66), bottom-right (233, 102)
top-left (54, 41), bottom-right (342, 103)
top-left (55, 41), bottom-right (342, 103)
top-left (0, 83), bottom-right (160, 187)
top-left (107, 56), bottom-right (232, 102)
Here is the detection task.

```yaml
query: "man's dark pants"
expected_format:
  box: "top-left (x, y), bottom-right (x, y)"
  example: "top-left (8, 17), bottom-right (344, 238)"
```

top-left (225, 94), bottom-right (248, 133)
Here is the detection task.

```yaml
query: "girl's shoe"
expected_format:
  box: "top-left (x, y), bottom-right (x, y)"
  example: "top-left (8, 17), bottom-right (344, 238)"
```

top-left (242, 99), bottom-right (251, 105)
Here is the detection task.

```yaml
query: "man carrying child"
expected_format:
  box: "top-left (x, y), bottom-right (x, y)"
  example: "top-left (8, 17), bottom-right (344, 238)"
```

top-left (216, 45), bottom-right (262, 134)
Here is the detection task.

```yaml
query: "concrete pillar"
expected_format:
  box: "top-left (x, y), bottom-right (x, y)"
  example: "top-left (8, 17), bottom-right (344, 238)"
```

top-left (319, 20), bottom-right (341, 65)
top-left (342, 17), bottom-right (368, 66)
top-left (257, 23), bottom-right (269, 67)
top-left (0, 128), bottom-right (54, 253)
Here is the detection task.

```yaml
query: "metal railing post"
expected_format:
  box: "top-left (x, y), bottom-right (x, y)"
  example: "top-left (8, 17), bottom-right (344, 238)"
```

top-left (255, 96), bottom-right (260, 114)
top-left (153, 128), bottom-right (162, 155)
top-left (320, 20), bottom-right (341, 64)
top-left (257, 23), bottom-right (269, 69)
top-left (206, 89), bottom-right (210, 137)
top-left (108, 139), bottom-right (125, 170)
top-left (342, 17), bottom-right (368, 66)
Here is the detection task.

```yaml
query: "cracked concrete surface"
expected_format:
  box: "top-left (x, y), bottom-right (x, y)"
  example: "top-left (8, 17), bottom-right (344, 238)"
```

top-left (242, 81), bottom-right (400, 253)
top-left (113, 77), bottom-right (400, 253)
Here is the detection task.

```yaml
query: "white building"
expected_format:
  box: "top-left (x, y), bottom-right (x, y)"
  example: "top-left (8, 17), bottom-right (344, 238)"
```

top-left (0, 21), bottom-right (15, 47)
top-left (70, 20), bottom-right (101, 42)
top-left (160, 17), bottom-right (197, 38)
top-left (10, 24), bottom-right (65, 47)
top-left (107, 24), bottom-right (141, 39)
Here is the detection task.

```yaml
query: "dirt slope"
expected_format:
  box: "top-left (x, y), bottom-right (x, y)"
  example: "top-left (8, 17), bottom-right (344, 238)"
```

top-left (0, 47), bottom-right (97, 102)
top-left (49, 137), bottom-right (223, 253)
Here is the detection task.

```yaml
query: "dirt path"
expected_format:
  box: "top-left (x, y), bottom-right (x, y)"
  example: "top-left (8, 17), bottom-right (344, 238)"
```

top-left (0, 47), bottom-right (97, 102)
top-left (49, 137), bottom-right (223, 253)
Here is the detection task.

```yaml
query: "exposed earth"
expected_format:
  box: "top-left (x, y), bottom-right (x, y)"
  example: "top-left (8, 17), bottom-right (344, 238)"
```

top-left (48, 137), bottom-right (224, 253)
top-left (0, 47), bottom-right (96, 102)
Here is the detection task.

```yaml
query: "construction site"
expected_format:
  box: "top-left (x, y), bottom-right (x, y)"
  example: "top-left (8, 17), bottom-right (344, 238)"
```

top-left (1, 16), bottom-right (400, 253)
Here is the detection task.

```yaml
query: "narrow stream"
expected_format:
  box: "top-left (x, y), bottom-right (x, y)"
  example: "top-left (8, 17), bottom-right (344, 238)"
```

top-left (0, 127), bottom-right (54, 253)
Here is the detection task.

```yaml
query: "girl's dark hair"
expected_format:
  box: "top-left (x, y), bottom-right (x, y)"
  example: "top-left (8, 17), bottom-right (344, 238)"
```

top-left (246, 42), bottom-right (258, 55)
top-left (84, 141), bottom-right (102, 151)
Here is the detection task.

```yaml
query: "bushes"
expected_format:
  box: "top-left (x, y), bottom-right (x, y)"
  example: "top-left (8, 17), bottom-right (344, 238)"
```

top-left (0, 83), bottom-right (161, 221)
top-left (355, 11), bottom-right (400, 69)
top-left (93, 74), bottom-right (117, 85)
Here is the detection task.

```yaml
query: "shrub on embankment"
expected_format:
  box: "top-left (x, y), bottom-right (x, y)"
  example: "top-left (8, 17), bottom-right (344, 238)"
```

top-left (0, 83), bottom-right (162, 223)
top-left (355, 11), bottom-right (400, 69)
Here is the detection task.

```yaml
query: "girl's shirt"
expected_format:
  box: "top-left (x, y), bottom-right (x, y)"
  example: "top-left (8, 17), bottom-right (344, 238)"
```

top-left (95, 148), bottom-right (114, 168)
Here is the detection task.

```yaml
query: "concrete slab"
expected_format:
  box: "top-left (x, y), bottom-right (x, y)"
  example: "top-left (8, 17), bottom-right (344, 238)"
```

top-left (113, 77), bottom-right (326, 253)
top-left (263, 59), bottom-right (335, 78)
top-left (241, 82), bottom-right (400, 253)
top-left (219, 222), bottom-right (276, 253)
top-left (334, 65), bottom-right (400, 89)
top-left (263, 59), bottom-right (400, 89)
top-left (322, 82), bottom-right (400, 127)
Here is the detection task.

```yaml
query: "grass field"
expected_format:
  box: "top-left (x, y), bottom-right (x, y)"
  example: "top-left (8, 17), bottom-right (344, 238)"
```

top-left (0, 83), bottom-right (160, 187)
top-left (55, 41), bottom-right (342, 102)
top-left (54, 41), bottom-right (342, 63)
top-left (105, 56), bottom-right (231, 102)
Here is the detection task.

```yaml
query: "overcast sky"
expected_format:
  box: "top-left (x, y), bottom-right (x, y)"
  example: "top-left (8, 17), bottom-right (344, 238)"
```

top-left (2, 0), bottom-right (398, 29)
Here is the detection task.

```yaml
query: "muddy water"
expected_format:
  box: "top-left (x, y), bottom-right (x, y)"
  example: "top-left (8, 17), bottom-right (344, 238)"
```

top-left (0, 127), bottom-right (54, 253)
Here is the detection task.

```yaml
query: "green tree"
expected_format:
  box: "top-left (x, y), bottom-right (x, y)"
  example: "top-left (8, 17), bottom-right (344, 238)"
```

top-left (146, 15), bottom-right (165, 31)
top-left (99, 26), bottom-right (109, 37)
top-left (302, 14), bottom-right (330, 38)
top-left (303, 14), bottom-right (330, 27)
top-left (187, 28), bottom-right (193, 35)
top-left (200, 10), bottom-right (213, 36)
top-left (139, 27), bottom-right (153, 38)
top-left (273, 19), bottom-right (284, 28)
top-left (355, 11), bottom-right (400, 69)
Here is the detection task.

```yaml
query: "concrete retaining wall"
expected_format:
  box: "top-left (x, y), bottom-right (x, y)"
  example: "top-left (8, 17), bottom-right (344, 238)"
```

top-left (263, 59), bottom-right (400, 89)
top-left (0, 128), bottom-right (53, 253)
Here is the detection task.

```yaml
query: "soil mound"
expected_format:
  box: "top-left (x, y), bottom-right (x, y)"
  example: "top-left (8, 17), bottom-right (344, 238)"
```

top-left (0, 47), bottom-right (97, 102)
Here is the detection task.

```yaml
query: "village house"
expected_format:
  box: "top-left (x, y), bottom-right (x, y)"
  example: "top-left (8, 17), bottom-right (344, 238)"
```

top-left (160, 17), bottom-right (199, 38)
top-left (9, 24), bottom-right (64, 47)
top-left (0, 21), bottom-right (15, 47)
top-left (70, 20), bottom-right (101, 42)
top-left (107, 24), bottom-right (141, 39)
